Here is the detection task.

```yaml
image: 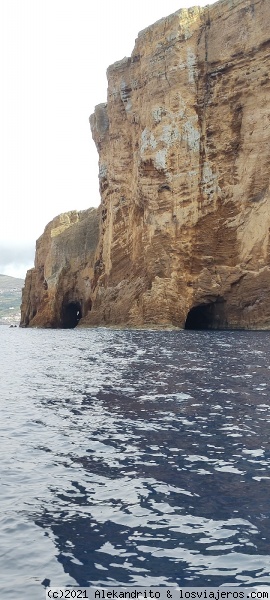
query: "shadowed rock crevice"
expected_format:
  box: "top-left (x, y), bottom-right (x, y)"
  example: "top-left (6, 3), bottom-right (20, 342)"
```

top-left (60, 301), bottom-right (82, 329)
top-left (185, 299), bottom-right (227, 330)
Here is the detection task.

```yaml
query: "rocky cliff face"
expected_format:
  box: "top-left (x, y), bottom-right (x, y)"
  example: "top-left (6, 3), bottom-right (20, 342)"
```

top-left (21, 0), bottom-right (270, 329)
top-left (20, 209), bottom-right (99, 327)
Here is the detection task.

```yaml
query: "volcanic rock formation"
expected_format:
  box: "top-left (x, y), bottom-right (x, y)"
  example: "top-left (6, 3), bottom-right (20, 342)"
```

top-left (20, 209), bottom-right (99, 327)
top-left (21, 0), bottom-right (270, 329)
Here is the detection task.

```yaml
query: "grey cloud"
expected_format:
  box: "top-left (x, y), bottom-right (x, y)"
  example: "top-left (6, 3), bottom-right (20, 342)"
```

top-left (0, 242), bottom-right (35, 278)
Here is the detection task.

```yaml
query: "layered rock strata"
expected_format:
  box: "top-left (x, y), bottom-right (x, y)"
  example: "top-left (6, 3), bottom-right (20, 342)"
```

top-left (20, 209), bottom-right (99, 327)
top-left (21, 0), bottom-right (270, 329)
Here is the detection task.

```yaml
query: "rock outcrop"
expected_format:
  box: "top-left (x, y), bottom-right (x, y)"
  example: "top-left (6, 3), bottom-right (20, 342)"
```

top-left (20, 209), bottom-right (99, 327)
top-left (21, 0), bottom-right (270, 329)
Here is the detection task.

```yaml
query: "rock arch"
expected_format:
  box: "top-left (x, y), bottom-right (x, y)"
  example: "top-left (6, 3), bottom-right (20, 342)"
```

top-left (60, 301), bottom-right (82, 329)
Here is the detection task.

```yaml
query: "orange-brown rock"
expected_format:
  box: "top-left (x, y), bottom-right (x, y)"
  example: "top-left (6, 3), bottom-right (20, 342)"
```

top-left (20, 209), bottom-right (99, 327)
top-left (21, 0), bottom-right (270, 329)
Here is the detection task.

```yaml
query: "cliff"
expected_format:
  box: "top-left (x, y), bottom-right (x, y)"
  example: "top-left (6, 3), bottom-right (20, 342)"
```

top-left (20, 209), bottom-right (99, 327)
top-left (21, 0), bottom-right (270, 329)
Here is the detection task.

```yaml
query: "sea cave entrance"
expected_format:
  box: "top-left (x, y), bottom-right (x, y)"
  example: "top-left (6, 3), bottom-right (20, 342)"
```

top-left (61, 301), bottom-right (82, 329)
top-left (184, 300), bottom-right (226, 330)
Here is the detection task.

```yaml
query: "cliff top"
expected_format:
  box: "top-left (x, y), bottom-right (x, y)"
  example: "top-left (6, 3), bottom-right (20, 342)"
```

top-left (106, 0), bottom-right (263, 75)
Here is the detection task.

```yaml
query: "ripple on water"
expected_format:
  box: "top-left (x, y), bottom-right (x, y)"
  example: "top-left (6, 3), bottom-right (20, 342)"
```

top-left (0, 327), bottom-right (270, 597)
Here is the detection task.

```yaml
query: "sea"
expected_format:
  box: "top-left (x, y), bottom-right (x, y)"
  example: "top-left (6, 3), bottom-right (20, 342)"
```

top-left (1, 325), bottom-right (270, 598)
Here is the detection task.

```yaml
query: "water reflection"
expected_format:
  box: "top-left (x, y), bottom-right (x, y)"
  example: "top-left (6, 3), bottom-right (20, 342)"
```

top-left (1, 328), bottom-right (270, 597)
top-left (34, 330), bottom-right (270, 586)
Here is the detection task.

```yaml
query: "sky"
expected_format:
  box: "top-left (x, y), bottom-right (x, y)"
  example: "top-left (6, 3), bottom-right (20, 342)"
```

top-left (0, 0), bottom-right (217, 279)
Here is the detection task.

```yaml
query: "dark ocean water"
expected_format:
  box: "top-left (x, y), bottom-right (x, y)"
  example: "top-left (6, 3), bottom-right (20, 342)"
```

top-left (1, 326), bottom-right (270, 598)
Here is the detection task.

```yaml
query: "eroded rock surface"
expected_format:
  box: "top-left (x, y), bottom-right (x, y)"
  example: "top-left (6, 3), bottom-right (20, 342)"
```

top-left (20, 209), bottom-right (99, 327)
top-left (21, 0), bottom-right (270, 329)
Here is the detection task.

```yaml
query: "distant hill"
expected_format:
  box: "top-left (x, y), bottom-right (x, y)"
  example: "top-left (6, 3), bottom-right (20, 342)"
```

top-left (0, 274), bottom-right (24, 324)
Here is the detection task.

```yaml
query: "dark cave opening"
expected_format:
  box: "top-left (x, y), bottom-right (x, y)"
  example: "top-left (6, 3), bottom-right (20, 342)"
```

top-left (185, 300), bottom-right (226, 330)
top-left (61, 301), bottom-right (82, 329)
